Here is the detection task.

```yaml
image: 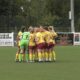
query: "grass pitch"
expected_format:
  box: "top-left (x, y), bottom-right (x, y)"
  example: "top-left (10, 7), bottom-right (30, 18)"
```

top-left (0, 46), bottom-right (80, 80)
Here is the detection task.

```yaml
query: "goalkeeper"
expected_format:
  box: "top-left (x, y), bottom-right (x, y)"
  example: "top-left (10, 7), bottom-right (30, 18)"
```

top-left (19, 27), bottom-right (30, 62)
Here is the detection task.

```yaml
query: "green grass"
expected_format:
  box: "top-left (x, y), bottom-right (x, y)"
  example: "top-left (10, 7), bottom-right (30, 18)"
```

top-left (0, 46), bottom-right (80, 80)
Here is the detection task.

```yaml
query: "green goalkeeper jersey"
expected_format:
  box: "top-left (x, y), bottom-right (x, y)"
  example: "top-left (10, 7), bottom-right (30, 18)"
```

top-left (20, 32), bottom-right (30, 48)
top-left (21, 32), bottom-right (30, 40)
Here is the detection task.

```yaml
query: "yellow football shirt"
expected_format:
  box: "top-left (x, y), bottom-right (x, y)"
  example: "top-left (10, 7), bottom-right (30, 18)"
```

top-left (50, 31), bottom-right (57, 44)
top-left (35, 32), bottom-right (45, 44)
top-left (29, 33), bottom-right (35, 46)
top-left (17, 31), bottom-right (22, 46)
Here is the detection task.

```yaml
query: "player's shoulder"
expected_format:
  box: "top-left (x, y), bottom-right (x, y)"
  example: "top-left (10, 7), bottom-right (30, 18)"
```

top-left (45, 31), bottom-right (50, 35)
top-left (42, 31), bottom-right (46, 35)
top-left (23, 31), bottom-right (30, 34)
top-left (18, 31), bottom-right (22, 36)
top-left (52, 32), bottom-right (57, 36)
top-left (35, 32), bottom-right (40, 37)
top-left (36, 32), bottom-right (40, 35)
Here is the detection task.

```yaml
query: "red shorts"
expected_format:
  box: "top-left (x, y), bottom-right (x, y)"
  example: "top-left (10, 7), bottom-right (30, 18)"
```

top-left (47, 42), bottom-right (55, 49)
top-left (44, 43), bottom-right (48, 49)
top-left (29, 46), bottom-right (35, 50)
top-left (37, 43), bottom-right (45, 49)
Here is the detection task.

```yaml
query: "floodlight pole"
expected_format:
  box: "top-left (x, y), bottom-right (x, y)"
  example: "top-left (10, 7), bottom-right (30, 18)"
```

top-left (70, 0), bottom-right (75, 32)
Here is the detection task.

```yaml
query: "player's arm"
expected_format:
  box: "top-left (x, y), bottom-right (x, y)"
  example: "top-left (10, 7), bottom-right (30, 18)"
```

top-left (51, 27), bottom-right (56, 36)
top-left (16, 35), bottom-right (18, 46)
top-left (16, 32), bottom-right (22, 45)
top-left (53, 32), bottom-right (58, 38)
top-left (16, 35), bottom-right (20, 41)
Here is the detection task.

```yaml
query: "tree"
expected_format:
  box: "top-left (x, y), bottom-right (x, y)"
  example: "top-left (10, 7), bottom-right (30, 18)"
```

top-left (0, 0), bottom-right (80, 32)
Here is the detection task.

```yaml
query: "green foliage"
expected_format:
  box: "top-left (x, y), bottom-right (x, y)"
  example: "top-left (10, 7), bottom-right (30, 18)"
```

top-left (0, 0), bottom-right (80, 32)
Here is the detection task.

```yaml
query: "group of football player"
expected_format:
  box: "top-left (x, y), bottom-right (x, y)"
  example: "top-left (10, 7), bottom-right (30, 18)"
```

top-left (15, 25), bottom-right (57, 63)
